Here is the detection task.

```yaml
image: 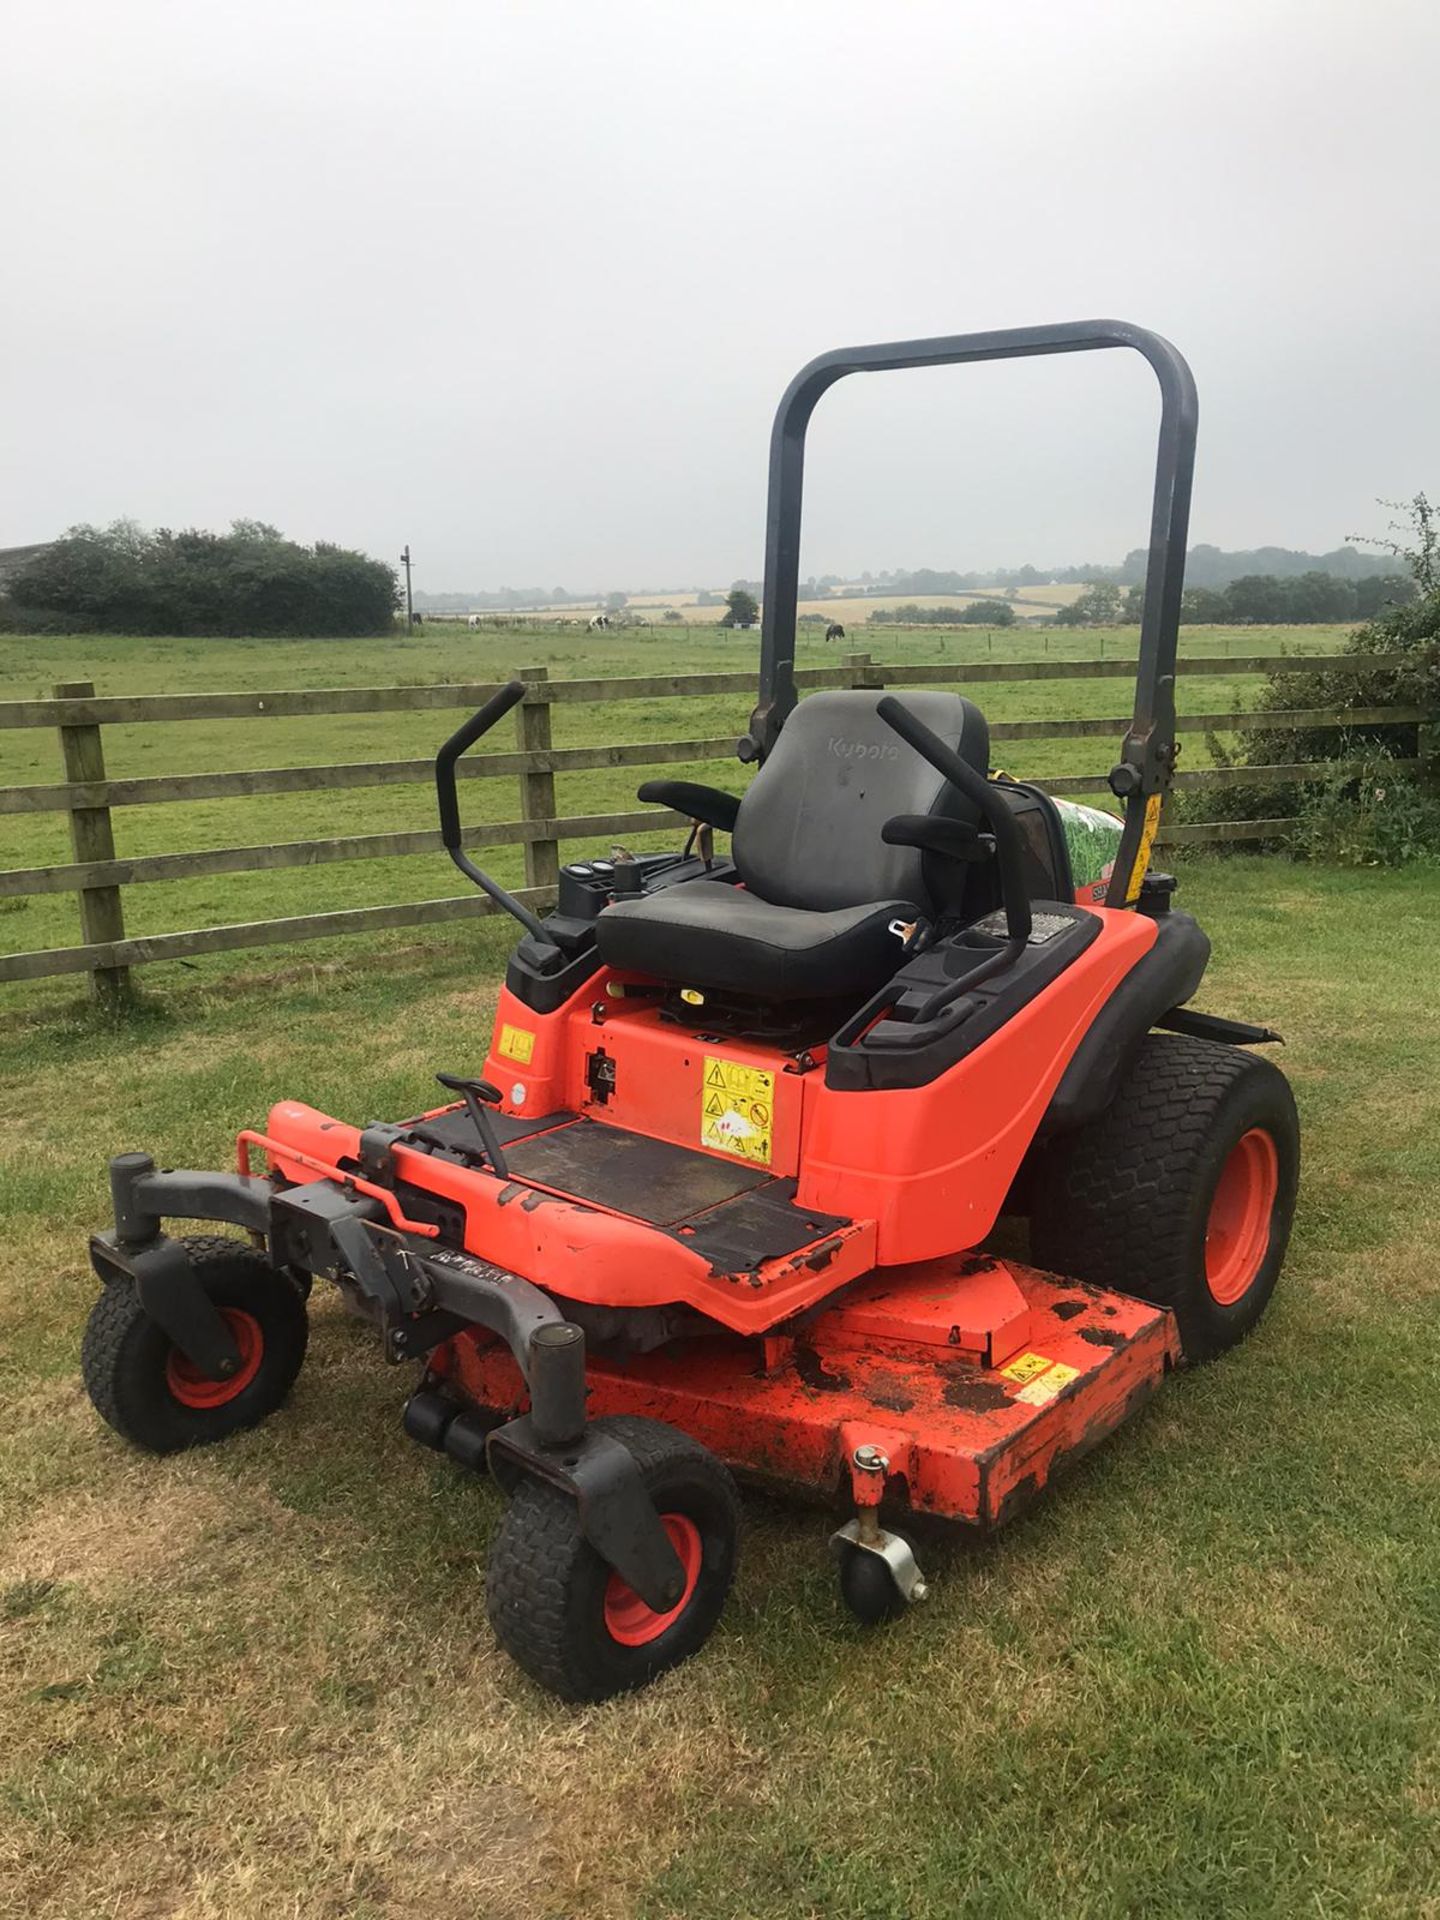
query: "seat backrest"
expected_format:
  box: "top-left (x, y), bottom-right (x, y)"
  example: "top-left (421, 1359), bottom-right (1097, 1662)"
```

top-left (732, 690), bottom-right (990, 913)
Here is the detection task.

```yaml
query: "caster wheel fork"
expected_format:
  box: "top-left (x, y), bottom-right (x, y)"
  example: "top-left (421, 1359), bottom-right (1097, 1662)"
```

top-left (830, 1442), bottom-right (930, 1626)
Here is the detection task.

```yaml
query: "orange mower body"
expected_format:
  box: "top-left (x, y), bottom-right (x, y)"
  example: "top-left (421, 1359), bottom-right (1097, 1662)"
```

top-left (79, 320), bottom-right (1300, 1701)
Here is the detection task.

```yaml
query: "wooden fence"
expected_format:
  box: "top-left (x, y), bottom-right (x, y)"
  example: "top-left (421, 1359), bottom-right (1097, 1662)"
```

top-left (0, 650), bottom-right (1427, 1006)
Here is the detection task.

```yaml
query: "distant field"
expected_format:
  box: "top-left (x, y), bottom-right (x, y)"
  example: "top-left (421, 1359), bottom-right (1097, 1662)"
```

top-left (0, 621), bottom-right (1352, 1015)
top-left (519, 584), bottom-right (1089, 624)
top-left (799, 586), bottom-right (1088, 625)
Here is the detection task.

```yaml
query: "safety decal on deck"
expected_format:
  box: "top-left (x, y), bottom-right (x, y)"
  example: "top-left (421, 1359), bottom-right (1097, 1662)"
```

top-left (498, 1024), bottom-right (535, 1065)
top-left (1014, 1361), bottom-right (1082, 1407)
top-left (999, 1350), bottom-right (1054, 1385)
top-left (701, 1056), bottom-right (773, 1165)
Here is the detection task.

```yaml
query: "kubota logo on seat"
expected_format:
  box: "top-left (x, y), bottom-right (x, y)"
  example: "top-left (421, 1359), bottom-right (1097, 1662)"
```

top-left (827, 736), bottom-right (898, 761)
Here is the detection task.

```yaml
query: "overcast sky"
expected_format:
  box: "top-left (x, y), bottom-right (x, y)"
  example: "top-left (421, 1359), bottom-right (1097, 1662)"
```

top-left (4, 0), bottom-right (1436, 594)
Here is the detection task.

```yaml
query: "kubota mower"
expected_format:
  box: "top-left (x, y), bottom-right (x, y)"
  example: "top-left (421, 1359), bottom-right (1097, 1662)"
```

top-left (81, 321), bottom-right (1300, 1701)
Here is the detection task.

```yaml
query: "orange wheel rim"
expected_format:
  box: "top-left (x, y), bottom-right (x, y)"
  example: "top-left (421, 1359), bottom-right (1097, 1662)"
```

top-left (603, 1514), bottom-right (702, 1646)
top-left (165, 1309), bottom-right (264, 1409)
top-left (1205, 1129), bottom-right (1279, 1306)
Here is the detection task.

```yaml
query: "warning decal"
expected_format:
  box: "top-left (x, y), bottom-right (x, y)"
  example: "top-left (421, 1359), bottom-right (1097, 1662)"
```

top-left (499, 1023), bottom-right (535, 1065)
top-left (999, 1351), bottom-right (1053, 1385)
top-left (1014, 1361), bottom-right (1082, 1407)
top-left (700, 1055), bottom-right (774, 1165)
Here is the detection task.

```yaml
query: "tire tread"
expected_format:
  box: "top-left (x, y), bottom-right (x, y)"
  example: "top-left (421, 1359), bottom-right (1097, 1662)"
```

top-left (1031, 1033), bottom-right (1298, 1359)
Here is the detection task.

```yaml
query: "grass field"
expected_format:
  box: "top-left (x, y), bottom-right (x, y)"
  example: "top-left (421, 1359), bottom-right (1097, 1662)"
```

top-left (1, 854), bottom-right (1438, 1918)
top-left (0, 622), bottom-right (1350, 1013)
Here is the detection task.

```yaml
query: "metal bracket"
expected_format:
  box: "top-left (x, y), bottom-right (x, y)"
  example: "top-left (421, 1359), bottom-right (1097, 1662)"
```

top-left (829, 1518), bottom-right (929, 1606)
top-left (90, 1229), bottom-right (243, 1379)
top-left (488, 1414), bottom-right (687, 1613)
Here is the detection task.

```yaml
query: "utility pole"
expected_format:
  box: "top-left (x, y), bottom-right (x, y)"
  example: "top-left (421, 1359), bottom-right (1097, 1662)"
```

top-left (400, 543), bottom-right (414, 628)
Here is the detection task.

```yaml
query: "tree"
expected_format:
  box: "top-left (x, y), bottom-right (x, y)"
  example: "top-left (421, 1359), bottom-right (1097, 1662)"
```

top-left (1179, 586), bottom-right (1229, 624)
top-left (1353, 492), bottom-right (1440, 597)
top-left (1223, 574), bottom-right (1290, 623)
top-left (959, 600), bottom-right (1016, 626)
top-left (720, 588), bottom-right (760, 628)
top-left (4, 519), bottom-right (397, 636)
top-left (1054, 580), bottom-right (1123, 626)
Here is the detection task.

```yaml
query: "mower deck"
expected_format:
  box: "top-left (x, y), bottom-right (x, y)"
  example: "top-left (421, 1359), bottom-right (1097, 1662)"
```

top-left (433, 1257), bottom-right (1179, 1529)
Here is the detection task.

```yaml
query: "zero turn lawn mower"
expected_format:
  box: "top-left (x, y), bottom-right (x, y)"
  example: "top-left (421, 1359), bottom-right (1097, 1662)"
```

top-left (81, 321), bottom-right (1300, 1701)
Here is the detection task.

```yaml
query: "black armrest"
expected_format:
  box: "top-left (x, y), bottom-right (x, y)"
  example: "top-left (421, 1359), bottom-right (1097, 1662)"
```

top-left (637, 780), bottom-right (741, 833)
top-left (882, 813), bottom-right (993, 863)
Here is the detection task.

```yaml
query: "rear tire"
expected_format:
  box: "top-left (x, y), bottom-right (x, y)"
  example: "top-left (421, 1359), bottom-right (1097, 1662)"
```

top-left (1030, 1034), bottom-right (1299, 1362)
top-left (485, 1415), bottom-right (740, 1702)
top-left (81, 1234), bottom-right (309, 1453)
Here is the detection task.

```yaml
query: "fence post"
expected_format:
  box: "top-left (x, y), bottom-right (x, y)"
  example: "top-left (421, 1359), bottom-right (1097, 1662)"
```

top-left (843, 651), bottom-right (882, 690)
top-left (516, 664), bottom-right (559, 892)
top-left (1420, 721), bottom-right (1439, 797)
top-left (54, 679), bottom-right (130, 1010)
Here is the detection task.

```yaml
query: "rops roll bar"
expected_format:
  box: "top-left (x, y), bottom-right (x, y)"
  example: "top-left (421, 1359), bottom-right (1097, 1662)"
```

top-left (740, 319), bottom-right (1198, 908)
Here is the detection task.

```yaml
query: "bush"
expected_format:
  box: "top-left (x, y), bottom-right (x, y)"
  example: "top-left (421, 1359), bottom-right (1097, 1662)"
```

top-left (864, 601), bottom-right (1015, 627)
top-left (1289, 759), bottom-right (1440, 867)
top-left (1, 519), bottom-right (398, 637)
top-left (1174, 495), bottom-right (1440, 866)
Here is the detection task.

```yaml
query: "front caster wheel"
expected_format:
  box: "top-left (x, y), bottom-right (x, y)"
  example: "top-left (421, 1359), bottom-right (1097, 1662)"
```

top-left (833, 1523), bottom-right (927, 1626)
top-left (81, 1234), bottom-right (308, 1454)
top-left (837, 1544), bottom-right (910, 1625)
top-left (485, 1416), bottom-right (740, 1702)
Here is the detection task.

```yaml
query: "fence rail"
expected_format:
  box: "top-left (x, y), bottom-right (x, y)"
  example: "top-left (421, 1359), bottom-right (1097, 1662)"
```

top-left (0, 649), bottom-right (1425, 1002)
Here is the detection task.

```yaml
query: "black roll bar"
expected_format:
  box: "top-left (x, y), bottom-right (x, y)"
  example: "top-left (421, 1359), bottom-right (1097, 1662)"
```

top-left (741, 320), bottom-right (1198, 908)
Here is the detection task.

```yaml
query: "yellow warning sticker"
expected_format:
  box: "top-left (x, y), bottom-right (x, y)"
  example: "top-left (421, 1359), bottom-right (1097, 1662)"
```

top-left (1125, 793), bottom-right (1164, 904)
top-left (999, 1350), bottom-right (1053, 1385)
top-left (700, 1055), bottom-right (774, 1165)
top-left (1015, 1361), bottom-right (1082, 1407)
top-left (498, 1023), bottom-right (535, 1065)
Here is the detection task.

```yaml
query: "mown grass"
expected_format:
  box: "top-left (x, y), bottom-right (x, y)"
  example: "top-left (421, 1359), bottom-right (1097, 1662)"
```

top-left (0, 622), bottom-right (1349, 1011)
top-left (2, 848), bottom-right (1439, 1918)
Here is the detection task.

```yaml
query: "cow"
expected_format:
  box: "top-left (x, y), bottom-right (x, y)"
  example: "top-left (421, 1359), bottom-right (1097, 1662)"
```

top-left (825, 621), bottom-right (846, 643)
top-left (587, 613), bottom-right (611, 632)
top-left (466, 614), bottom-right (482, 630)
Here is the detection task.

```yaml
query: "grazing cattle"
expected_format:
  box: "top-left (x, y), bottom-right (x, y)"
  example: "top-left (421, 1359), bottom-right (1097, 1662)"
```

top-left (825, 621), bottom-right (846, 643)
top-left (467, 614), bottom-right (482, 629)
top-left (587, 613), bottom-right (611, 632)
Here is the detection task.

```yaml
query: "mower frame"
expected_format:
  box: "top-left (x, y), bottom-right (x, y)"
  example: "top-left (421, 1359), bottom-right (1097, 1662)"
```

top-left (90, 1152), bottom-right (689, 1611)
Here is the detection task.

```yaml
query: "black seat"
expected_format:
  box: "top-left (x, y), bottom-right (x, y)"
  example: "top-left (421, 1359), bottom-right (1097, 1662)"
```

top-left (597, 690), bottom-right (990, 1001)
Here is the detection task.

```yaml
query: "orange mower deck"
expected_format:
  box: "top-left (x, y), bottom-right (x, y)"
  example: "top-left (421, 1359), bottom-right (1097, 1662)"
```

top-left (433, 1257), bottom-right (1179, 1529)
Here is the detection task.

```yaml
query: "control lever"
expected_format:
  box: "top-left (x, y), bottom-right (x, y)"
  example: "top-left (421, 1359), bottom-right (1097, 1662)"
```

top-left (874, 697), bottom-right (1034, 1026)
top-left (435, 1072), bottom-right (510, 1179)
top-left (435, 683), bottom-right (559, 947)
top-left (882, 814), bottom-right (996, 864)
